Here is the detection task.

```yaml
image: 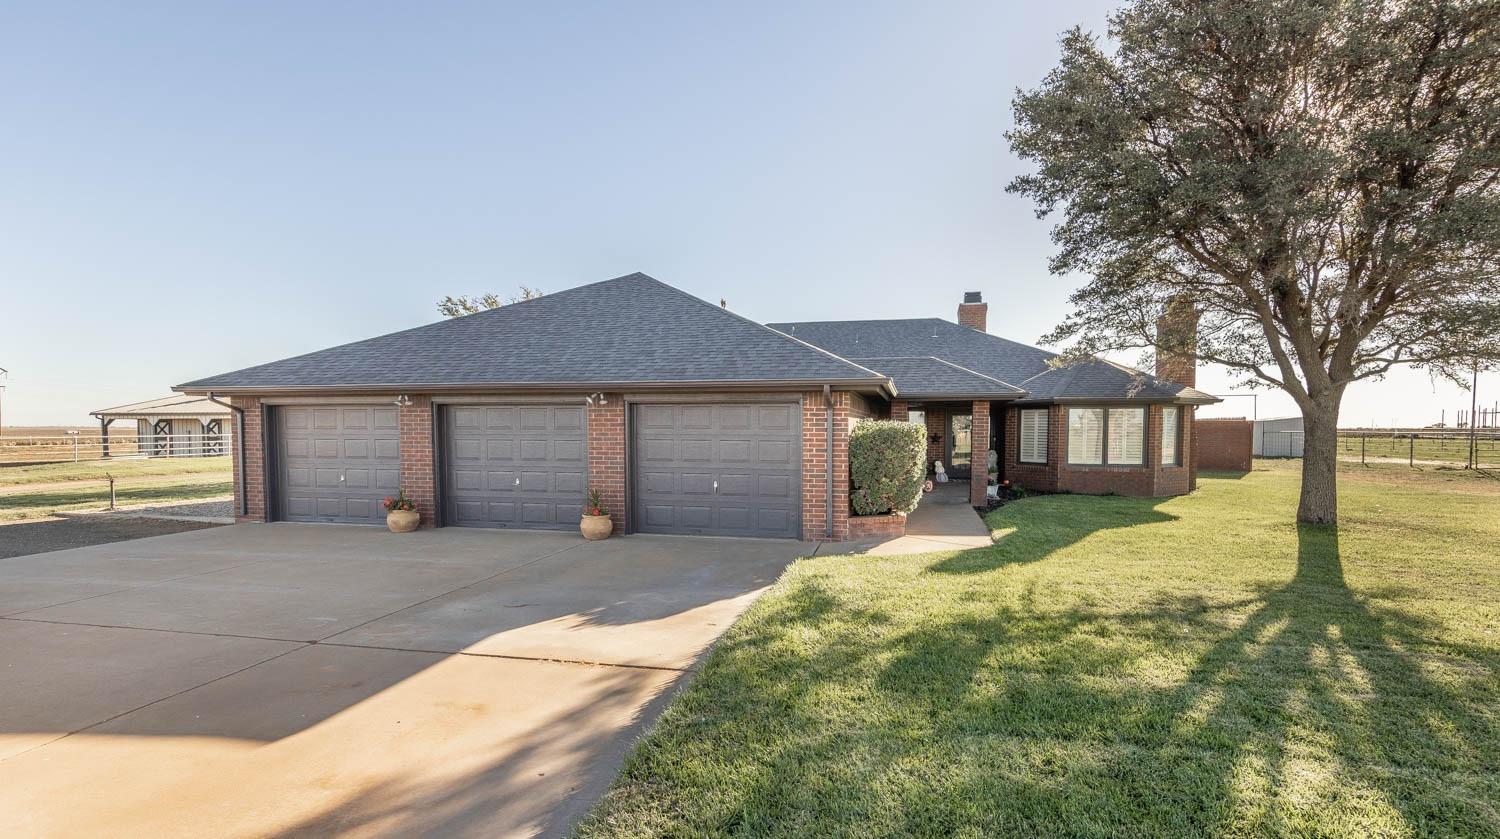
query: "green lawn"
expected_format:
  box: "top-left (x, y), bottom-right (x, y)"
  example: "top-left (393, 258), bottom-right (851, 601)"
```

top-left (0, 456), bottom-right (232, 521)
top-left (575, 460), bottom-right (1500, 838)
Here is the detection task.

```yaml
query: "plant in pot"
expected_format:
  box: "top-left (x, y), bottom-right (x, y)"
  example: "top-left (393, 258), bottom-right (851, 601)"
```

top-left (382, 490), bottom-right (419, 533)
top-left (580, 487), bottom-right (612, 540)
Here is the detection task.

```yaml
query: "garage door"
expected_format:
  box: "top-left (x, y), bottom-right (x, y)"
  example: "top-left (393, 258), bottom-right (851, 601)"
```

top-left (441, 405), bottom-right (586, 529)
top-left (633, 403), bottom-right (801, 538)
top-left (274, 406), bottom-right (400, 523)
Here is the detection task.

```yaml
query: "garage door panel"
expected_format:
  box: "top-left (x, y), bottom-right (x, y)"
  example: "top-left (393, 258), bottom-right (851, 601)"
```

top-left (442, 404), bottom-right (585, 530)
top-left (633, 402), bottom-right (801, 538)
top-left (275, 406), bottom-right (401, 524)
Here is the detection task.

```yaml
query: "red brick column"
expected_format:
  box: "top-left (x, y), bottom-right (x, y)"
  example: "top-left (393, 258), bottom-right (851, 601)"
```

top-left (587, 396), bottom-right (626, 534)
top-left (398, 396), bottom-right (436, 528)
top-left (801, 390), bottom-right (853, 541)
top-left (890, 399), bottom-right (908, 422)
top-left (970, 400), bottom-right (990, 506)
top-left (232, 396), bottom-right (266, 522)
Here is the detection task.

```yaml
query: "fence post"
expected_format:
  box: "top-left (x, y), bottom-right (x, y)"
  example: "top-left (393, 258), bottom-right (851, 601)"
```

top-left (107, 473), bottom-right (115, 510)
top-left (1409, 435), bottom-right (1414, 466)
top-left (1361, 434), bottom-right (1366, 465)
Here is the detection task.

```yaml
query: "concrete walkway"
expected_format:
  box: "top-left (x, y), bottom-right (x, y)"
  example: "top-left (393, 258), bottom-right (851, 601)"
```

top-left (824, 484), bottom-right (993, 556)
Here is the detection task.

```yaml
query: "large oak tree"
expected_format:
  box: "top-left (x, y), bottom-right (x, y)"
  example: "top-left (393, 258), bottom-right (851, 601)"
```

top-left (1008, 0), bottom-right (1500, 523)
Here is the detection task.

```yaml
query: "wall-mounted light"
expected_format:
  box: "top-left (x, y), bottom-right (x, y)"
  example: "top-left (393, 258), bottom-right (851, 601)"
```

top-left (585, 393), bottom-right (608, 406)
top-left (393, 395), bottom-right (413, 407)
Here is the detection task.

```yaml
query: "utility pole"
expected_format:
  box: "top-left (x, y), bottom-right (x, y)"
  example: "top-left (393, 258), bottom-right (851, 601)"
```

top-left (0, 367), bottom-right (8, 434)
top-left (1469, 362), bottom-right (1480, 469)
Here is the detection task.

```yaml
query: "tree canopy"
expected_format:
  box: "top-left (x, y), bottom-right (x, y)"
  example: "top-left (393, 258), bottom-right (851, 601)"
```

top-left (1008, 0), bottom-right (1500, 522)
top-left (437, 286), bottom-right (543, 318)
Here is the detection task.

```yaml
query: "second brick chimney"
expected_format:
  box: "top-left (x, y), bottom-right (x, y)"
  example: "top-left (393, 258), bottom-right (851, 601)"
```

top-left (1155, 295), bottom-right (1199, 387)
top-left (958, 291), bottom-right (987, 332)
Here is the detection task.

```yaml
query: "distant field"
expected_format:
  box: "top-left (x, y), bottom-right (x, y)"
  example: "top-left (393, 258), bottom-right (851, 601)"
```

top-left (1338, 433), bottom-right (1500, 466)
top-left (0, 456), bottom-right (232, 521)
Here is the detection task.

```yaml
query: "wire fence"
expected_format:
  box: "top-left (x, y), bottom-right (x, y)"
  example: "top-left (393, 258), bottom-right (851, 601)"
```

top-left (0, 433), bottom-right (232, 466)
top-left (1336, 429), bottom-right (1500, 468)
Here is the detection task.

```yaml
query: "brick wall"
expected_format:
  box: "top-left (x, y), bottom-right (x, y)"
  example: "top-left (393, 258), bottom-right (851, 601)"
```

top-left (970, 400), bottom-right (990, 506)
top-left (587, 395), bottom-right (626, 534)
top-left (398, 396), bottom-right (436, 527)
top-left (1001, 404), bottom-right (1200, 497)
top-left (231, 396), bottom-right (266, 522)
top-left (802, 390), bottom-right (862, 541)
top-left (890, 399), bottom-right (908, 422)
top-left (924, 408), bottom-right (946, 472)
top-left (1002, 405), bottom-right (1063, 492)
top-left (846, 512), bottom-right (907, 539)
top-left (1195, 417), bottom-right (1252, 472)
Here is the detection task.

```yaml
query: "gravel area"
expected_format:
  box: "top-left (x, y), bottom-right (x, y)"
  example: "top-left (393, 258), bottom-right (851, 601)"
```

top-left (0, 516), bottom-right (225, 559)
top-left (107, 499), bottom-right (234, 521)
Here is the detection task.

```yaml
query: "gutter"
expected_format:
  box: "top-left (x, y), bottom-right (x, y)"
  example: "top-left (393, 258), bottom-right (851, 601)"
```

top-left (174, 376), bottom-right (898, 398)
top-left (203, 392), bottom-right (246, 517)
top-left (824, 384), bottom-right (833, 540)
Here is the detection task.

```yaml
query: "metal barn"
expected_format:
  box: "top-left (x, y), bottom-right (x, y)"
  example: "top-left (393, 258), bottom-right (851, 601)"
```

top-left (90, 395), bottom-right (233, 458)
top-left (1253, 415), bottom-right (1305, 457)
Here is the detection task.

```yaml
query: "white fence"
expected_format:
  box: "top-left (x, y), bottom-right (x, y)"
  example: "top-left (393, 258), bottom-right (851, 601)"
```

top-left (0, 432), bottom-right (233, 465)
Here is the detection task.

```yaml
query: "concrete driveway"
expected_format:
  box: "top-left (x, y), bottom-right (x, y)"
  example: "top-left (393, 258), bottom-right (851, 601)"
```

top-left (0, 524), bottom-right (807, 838)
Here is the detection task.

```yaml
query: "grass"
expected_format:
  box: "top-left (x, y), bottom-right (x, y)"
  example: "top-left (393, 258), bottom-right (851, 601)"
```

top-left (575, 459), bottom-right (1500, 838)
top-left (0, 456), bottom-right (232, 521)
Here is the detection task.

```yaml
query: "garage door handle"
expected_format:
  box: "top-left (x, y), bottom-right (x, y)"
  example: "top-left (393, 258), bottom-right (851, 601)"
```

top-left (515, 477), bottom-right (521, 486)
top-left (713, 480), bottom-right (718, 494)
top-left (339, 473), bottom-right (346, 483)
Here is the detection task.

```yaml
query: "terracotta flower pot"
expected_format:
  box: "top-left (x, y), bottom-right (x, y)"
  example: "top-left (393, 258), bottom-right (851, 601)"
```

top-left (386, 509), bottom-right (420, 533)
top-left (580, 514), bottom-right (612, 541)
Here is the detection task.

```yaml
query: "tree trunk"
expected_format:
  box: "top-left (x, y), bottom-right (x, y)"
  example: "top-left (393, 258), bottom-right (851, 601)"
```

top-left (1298, 397), bottom-right (1341, 525)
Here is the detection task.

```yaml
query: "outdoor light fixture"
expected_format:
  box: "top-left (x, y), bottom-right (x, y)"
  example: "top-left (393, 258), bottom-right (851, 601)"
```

top-left (585, 393), bottom-right (608, 406)
top-left (393, 394), bottom-right (412, 407)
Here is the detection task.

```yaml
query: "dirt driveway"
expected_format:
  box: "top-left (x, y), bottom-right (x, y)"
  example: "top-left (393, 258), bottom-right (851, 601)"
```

top-left (0, 524), bottom-right (806, 837)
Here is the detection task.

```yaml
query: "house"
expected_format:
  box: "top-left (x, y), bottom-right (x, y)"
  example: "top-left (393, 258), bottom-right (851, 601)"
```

top-left (90, 394), bottom-right (233, 459)
top-left (175, 273), bottom-right (1217, 540)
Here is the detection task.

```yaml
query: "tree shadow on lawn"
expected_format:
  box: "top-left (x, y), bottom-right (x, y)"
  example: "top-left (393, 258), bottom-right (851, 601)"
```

top-left (931, 493), bottom-right (1178, 575)
top-left (607, 507), bottom-right (1500, 836)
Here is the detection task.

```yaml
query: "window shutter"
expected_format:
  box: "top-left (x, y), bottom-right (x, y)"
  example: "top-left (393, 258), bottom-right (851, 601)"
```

top-left (1109, 408), bottom-right (1145, 465)
top-left (1020, 410), bottom-right (1047, 463)
top-left (1161, 407), bottom-right (1179, 465)
top-left (1067, 408), bottom-right (1104, 464)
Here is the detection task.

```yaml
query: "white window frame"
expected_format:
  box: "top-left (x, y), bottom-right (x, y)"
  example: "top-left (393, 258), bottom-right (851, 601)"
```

top-left (1018, 409), bottom-right (1048, 464)
top-left (1067, 406), bottom-right (1149, 466)
top-left (1161, 406), bottom-right (1181, 466)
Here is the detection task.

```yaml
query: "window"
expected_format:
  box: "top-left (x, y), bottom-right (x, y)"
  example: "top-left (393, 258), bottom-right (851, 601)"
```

top-left (1067, 408), bottom-right (1104, 464)
top-left (1067, 406), bottom-right (1148, 466)
top-left (1019, 409), bottom-right (1048, 463)
top-left (907, 409), bottom-right (926, 428)
top-left (1109, 408), bottom-right (1145, 465)
top-left (1161, 406), bottom-right (1180, 465)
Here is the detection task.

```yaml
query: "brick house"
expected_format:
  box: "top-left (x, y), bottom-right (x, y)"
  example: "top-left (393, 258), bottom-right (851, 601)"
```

top-left (177, 273), bottom-right (1217, 541)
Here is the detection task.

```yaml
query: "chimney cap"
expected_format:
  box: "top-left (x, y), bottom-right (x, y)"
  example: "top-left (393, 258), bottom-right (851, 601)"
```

top-left (963, 291), bottom-right (983, 304)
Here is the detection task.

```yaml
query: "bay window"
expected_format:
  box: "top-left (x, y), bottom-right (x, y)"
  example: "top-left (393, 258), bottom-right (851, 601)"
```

top-left (1067, 406), bottom-right (1147, 466)
top-left (1161, 406), bottom-right (1181, 466)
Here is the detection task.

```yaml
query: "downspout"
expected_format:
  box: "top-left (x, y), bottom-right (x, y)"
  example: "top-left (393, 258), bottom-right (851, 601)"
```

top-left (824, 385), bottom-right (833, 539)
top-left (204, 392), bottom-right (246, 517)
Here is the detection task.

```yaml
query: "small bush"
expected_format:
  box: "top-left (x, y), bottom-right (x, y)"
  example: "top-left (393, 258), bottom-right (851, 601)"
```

top-left (849, 420), bottom-right (926, 515)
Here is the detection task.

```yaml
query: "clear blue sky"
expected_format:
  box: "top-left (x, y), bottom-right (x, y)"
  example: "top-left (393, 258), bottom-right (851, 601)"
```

top-left (2, 1), bottom-right (1492, 428)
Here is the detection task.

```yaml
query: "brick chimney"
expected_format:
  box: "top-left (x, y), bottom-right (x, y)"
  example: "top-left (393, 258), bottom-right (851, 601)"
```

top-left (957, 291), bottom-right (987, 332)
top-left (1155, 295), bottom-right (1199, 387)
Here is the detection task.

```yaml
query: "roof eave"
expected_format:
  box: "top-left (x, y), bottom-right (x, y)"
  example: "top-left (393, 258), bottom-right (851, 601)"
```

top-left (1014, 394), bottom-right (1222, 406)
top-left (176, 377), bottom-right (897, 398)
top-left (898, 392), bottom-right (1027, 401)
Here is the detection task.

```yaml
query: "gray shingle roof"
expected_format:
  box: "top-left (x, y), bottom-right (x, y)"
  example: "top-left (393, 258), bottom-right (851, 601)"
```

top-left (1016, 359), bottom-right (1218, 404)
top-left (770, 318), bottom-right (1055, 385)
top-left (847, 357), bottom-right (1023, 399)
top-left (772, 318), bottom-right (1217, 404)
top-left (179, 273), bottom-right (889, 393)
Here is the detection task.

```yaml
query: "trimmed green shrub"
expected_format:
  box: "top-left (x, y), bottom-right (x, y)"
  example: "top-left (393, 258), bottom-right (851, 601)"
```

top-left (849, 419), bottom-right (926, 515)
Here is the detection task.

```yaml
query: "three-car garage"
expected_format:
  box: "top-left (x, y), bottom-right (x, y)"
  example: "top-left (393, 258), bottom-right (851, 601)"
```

top-left (264, 398), bottom-right (802, 538)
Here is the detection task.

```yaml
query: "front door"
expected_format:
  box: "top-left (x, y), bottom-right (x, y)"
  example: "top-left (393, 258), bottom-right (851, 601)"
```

top-left (948, 413), bottom-right (973, 478)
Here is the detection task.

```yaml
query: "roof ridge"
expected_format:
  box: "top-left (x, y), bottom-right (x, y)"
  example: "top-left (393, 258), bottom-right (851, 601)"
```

top-left (640, 276), bottom-right (888, 381)
top-left (850, 356), bottom-right (1020, 389)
